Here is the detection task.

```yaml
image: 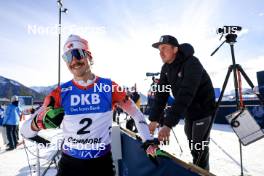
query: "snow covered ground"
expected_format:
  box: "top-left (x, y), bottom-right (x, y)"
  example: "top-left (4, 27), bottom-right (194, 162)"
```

top-left (0, 114), bottom-right (264, 176)
top-left (159, 121), bottom-right (264, 176)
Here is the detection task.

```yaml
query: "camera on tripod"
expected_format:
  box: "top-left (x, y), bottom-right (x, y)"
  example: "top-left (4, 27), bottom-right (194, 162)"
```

top-left (216, 26), bottom-right (242, 35)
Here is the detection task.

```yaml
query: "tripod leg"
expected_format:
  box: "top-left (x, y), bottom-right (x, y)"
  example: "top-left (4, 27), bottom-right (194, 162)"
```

top-left (237, 65), bottom-right (255, 89)
top-left (239, 141), bottom-right (244, 176)
top-left (202, 65), bottom-right (233, 142)
top-left (233, 68), bottom-right (240, 108)
top-left (230, 46), bottom-right (244, 175)
top-left (216, 65), bottom-right (233, 108)
top-left (237, 65), bottom-right (264, 104)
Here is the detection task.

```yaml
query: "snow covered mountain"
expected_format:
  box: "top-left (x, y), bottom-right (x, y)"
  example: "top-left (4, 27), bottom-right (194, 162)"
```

top-left (30, 85), bottom-right (56, 95)
top-left (0, 75), bottom-right (44, 99)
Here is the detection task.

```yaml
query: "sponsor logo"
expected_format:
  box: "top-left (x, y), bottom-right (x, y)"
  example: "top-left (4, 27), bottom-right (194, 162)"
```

top-left (61, 86), bottom-right (72, 92)
top-left (71, 94), bottom-right (100, 106)
top-left (195, 122), bottom-right (204, 126)
top-left (68, 137), bottom-right (102, 144)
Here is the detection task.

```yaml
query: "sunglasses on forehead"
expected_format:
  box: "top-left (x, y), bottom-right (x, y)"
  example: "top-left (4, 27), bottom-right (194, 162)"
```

top-left (62, 49), bottom-right (89, 63)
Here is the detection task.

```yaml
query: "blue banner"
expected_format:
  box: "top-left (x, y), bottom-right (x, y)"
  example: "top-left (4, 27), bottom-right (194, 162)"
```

top-left (119, 132), bottom-right (204, 176)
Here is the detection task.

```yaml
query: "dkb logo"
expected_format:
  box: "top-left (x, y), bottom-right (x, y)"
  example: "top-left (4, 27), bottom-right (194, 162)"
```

top-left (71, 94), bottom-right (100, 106)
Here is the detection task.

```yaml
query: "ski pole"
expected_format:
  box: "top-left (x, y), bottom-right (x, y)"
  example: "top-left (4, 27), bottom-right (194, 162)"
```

top-left (172, 129), bottom-right (183, 156)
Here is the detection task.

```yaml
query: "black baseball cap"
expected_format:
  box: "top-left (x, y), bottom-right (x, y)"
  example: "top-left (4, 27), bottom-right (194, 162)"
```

top-left (152, 35), bottom-right (179, 48)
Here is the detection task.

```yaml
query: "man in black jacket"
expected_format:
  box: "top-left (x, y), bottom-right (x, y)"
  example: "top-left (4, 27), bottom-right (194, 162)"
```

top-left (149, 35), bottom-right (215, 170)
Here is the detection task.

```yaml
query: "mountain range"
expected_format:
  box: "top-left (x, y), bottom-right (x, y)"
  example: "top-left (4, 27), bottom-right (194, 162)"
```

top-left (30, 85), bottom-right (56, 96)
top-left (0, 75), bottom-right (45, 100)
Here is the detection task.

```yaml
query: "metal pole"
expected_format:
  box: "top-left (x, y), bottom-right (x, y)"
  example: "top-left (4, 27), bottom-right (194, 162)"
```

top-left (171, 129), bottom-right (183, 156)
top-left (239, 140), bottom-right (244, 176)
top-left (36, 144), bottom-right (40, 176)
top-left (230, 43), bottom-right (244, 176)
top-left (58, 3), bottom-right (62, 87)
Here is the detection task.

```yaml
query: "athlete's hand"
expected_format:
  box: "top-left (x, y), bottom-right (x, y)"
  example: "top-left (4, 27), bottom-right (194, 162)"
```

top-left (33, 107), bottom-right (64, 130)
top-left (142, 139), bottom-right (160, 158)
top-left (142, 138), bottom-right (171, 165)
top-left (149, 121), bottom-right (159, 135)
top-left (32, 96), bottom-right (64, 130)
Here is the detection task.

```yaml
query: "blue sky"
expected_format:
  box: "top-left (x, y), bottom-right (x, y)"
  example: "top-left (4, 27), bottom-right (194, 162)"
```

top-left (1, 0), bottom-right (264, 94)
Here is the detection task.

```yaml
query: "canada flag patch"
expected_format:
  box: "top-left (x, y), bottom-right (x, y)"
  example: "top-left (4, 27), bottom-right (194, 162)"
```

top-left (67, 43), bottom-right (74, 49)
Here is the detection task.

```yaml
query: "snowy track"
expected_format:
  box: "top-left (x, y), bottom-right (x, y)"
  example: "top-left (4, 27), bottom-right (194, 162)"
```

top-left (0, 114), bottom-right (264, 176)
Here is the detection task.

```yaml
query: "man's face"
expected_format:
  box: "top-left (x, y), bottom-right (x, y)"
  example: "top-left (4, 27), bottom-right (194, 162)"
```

top-left (158, 44), bottom-right (178, 64)
top-left (66, 56), bottom-right (91, 78)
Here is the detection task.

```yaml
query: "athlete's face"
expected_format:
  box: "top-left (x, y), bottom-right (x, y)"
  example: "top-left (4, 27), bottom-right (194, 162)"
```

top-left (158, 44), bottom-right (178, 64)
top-left (66, 55), bottom-right (92, 80)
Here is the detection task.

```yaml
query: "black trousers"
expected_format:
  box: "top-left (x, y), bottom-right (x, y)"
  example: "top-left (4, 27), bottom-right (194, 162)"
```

top-left (57, 151), bottom-right (115, 176)
top-left (184, 116), bottom-right (212, 170)
top-left (16, 125), bottom-right (19, 141)
top-left (5, 125), bottom-right (18, 149)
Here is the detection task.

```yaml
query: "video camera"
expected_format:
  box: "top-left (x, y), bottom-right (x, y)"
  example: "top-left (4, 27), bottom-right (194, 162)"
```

top-left (216, 26), bottom-right (242, 35)
top-left (146, 72), bottom-right (160, 77)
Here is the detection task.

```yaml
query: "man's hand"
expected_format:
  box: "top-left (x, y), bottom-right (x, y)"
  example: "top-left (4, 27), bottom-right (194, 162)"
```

top-left (149, 121), bottom-right (159, 135)
top-left (158, 125), bottom-right (171, 142)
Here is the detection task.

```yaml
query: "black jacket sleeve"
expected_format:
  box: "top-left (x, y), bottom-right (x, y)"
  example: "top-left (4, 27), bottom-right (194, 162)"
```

top-left (148, 66), bottom-right (170, 122)
top-left (164, 58), bottom-right (203, 128)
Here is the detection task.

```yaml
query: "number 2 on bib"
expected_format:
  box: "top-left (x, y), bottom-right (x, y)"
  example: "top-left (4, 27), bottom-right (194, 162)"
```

top-left (77, 118), bottom-right (92, 135)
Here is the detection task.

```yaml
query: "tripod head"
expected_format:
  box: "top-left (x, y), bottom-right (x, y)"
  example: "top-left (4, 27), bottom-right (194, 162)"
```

top-left (225, 34), bottom-right (237, 44)
top-left (217, 26), bottom-right (241, 40)
top-left (211, 26), bottom-right (241, 56)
